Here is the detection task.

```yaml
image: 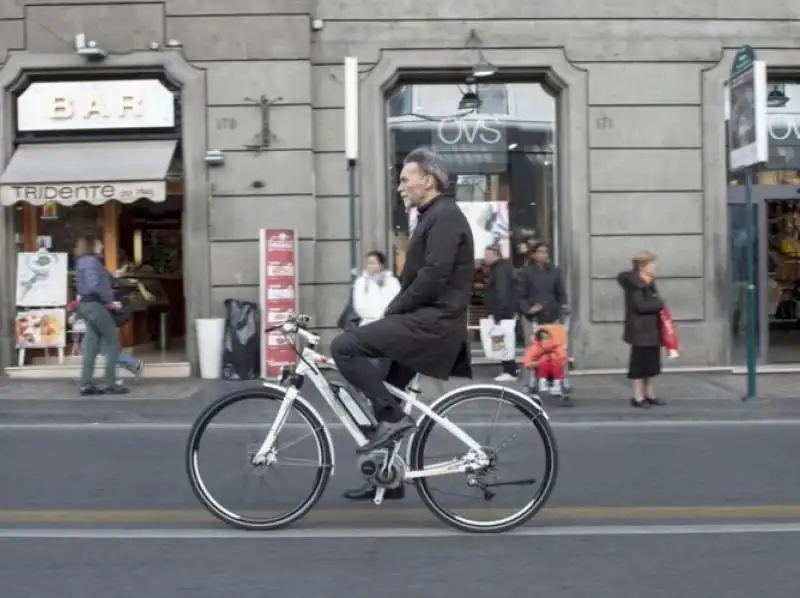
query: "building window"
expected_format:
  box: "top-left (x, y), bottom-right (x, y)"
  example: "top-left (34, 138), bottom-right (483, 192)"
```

top-left (385, 81), bottom-right (557, 345)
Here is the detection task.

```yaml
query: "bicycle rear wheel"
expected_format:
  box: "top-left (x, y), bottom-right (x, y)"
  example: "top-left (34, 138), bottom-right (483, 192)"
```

top-left (408, 386), bottom-right (558, 533)
top-left (186, 386), bottom-right (333, 530)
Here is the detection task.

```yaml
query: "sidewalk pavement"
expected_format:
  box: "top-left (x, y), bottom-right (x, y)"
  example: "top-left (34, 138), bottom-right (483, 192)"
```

top-left (0, 371), bottom-right (799, 424)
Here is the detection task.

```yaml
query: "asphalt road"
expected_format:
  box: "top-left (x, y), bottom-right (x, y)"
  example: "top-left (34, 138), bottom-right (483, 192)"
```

top-left (2, 420), bottom-right (799, 597)
top-left (2, 421), bottom-right (799, 522)
top-left (0, 531), bottom-right (798, 598)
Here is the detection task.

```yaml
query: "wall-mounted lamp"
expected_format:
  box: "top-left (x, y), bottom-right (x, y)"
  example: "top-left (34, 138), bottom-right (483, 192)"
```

top-left (465, 29), bottom-right (497, 79)
top-left (457, 76), bottom-right (482, 111)
top-left (767, 84), bottom-right (790, 108)
top-left (75, 33), bottom-right (107, 62)
top-left (205, 150), bottom-right (225, 166)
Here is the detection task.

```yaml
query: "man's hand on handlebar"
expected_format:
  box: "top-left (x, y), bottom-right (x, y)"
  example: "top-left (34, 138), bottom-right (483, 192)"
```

top-left (264, 313), bottom-right (311, 333)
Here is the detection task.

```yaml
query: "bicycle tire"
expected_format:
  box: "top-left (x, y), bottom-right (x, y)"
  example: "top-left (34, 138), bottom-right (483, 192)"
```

top-left (408, 385), bottom-right (559, 533)
top-left (186, 386), bottom-right (333, 531)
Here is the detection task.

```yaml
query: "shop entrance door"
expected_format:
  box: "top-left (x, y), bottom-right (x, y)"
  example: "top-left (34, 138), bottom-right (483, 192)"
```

top-left (729, 184), bottom-right (800, 364)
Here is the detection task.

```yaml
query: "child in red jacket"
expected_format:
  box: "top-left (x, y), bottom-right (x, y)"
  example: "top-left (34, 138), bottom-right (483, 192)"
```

top-left (522, 328), bottom-right (567, 396)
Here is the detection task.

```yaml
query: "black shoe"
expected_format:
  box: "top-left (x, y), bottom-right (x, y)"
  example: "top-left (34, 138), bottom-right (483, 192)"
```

top-left (630, 398), bottom-right (651, 408)
top-left (79, 384), bottom-right (103, 396)
top-left (343, 483), bottom-right (405, 501)
top-left (355, 417), bottom-right (415, 454)
top-left (358, 424), bottom-right (377, 436)
top-left (645, 397), bottom-right (666, 406)
top-left (98, 384), bottom-right (130, 395)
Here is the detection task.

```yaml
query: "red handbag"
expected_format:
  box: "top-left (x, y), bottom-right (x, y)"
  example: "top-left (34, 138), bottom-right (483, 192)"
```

top-left (659, 307), bottom-right (679, 354)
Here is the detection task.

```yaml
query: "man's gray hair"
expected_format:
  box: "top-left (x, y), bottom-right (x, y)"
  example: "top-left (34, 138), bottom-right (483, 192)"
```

top-left (404, 147), bottom-right (449, 192)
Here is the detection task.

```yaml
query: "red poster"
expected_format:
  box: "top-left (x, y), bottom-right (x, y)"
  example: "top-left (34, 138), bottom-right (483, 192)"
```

top-left (259, 229), bottom-right (299, 378)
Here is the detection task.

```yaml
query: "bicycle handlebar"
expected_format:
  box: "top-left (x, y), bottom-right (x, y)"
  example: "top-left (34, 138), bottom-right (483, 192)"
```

top-left (264, 313), bottom-right (319, 345)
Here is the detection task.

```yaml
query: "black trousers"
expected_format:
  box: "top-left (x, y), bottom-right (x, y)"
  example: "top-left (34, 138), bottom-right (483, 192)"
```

top-left (501, 360), bottom-right (518, 376)
top-left (330, 329), bottom-right (415, 423)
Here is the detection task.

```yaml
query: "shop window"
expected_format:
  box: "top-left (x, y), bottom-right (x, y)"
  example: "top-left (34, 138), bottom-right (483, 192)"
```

top-left (477, 83), bottom-right (509, 115)
top-left (386, 81), bottom-right (557, 345)
top-left (387, 85), bottom-right (413, 118)
top-left (726, 79), bottom-right (800, 363)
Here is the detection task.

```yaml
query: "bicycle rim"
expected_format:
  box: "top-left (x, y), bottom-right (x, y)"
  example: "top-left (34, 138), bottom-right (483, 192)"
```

top-left (186, 387), bottom-right (333, 530)
top-left (409, 387), bottom-right (558, 533)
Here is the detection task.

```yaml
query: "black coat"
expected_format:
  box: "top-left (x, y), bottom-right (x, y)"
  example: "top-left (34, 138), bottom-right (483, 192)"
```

top-left (518, 263), bottom-right (568, 323)
top-left (356, 195), bottom-right (474, 380)
top-left (484, 258), bottom-right (518, 321)
top-left (617, 270), bottom-right (664, 347)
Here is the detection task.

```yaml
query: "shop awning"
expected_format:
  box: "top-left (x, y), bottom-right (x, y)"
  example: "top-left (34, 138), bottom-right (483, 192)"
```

top-left (0, 139), bottom-right (177, 206)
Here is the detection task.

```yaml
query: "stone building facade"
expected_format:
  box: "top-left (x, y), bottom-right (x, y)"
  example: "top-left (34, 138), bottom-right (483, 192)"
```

top-left (1, 0), bottom-right (799, 371)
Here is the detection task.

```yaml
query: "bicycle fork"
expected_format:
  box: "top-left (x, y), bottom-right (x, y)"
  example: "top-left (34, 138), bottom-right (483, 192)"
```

top-left (251, 386), bottom-right (298, 466)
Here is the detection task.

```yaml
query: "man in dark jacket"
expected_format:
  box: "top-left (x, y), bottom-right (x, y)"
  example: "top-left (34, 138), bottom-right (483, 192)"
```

top-left (518, 242), bottom-right (568, 342)
top-left (483, 245), bottom-right (519, 380)
top-left (330, 147), bottom-right (474, 501)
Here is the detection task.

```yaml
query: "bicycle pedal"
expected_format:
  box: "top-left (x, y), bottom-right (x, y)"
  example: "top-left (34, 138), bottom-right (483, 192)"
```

top-left (373, 487), bottom-right (386, 505)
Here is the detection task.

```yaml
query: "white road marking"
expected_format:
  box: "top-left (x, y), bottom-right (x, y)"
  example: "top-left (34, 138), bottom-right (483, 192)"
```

top-left (1, 522), bottom-right (800, 540)
top-left (0, 419), bottom-right (799, 431)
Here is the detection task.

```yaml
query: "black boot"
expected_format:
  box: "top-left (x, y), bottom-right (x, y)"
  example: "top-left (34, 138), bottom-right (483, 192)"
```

top-left (355, 417), bottom-right (415, 454)
top-left (343, 483), bottom-right (405, 501)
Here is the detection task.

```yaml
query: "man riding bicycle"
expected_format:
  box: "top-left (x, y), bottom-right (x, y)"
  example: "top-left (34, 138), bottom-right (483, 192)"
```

top-left (330, 147), bottom-right (474, 501)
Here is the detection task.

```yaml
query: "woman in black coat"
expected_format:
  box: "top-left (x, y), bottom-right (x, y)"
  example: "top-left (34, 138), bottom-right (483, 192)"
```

top-left (617, 251), bottom-right (667, 408)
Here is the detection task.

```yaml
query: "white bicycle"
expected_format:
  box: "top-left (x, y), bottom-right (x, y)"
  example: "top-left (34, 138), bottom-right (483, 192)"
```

top-left (186, 313), bottom-right (559, 533)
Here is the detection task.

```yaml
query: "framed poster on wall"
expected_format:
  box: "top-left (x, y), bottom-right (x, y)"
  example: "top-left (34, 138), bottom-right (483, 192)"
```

top-left (16, 250), bottom-right (69, 307)
top-left (259, 229), bottom-right (299, 379)
top-left (15, 308), bottom-right (66, 349)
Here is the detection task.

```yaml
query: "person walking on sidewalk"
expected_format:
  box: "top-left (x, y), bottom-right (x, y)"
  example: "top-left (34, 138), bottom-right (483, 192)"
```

top-left (483, 244), bottom-right (520, 381)
top-left (74, 236), bottom-right (128, 396)
top-left (618, 250), bottom-right (667, 408)
top-left (68, 250), bottom-right (144, 380)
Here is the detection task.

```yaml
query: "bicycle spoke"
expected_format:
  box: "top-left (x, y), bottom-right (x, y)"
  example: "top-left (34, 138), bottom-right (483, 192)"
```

top-left (276, 428), bottom-right (321, 453)
top-left (486, 399), bottom-right (503, 445)
top-left (276, 456), bottom-right (327, 468)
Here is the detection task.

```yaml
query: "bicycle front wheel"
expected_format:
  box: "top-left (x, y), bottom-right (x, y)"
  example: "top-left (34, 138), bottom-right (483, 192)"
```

top-left (186, 386), bottom-right (333, 530)
top-left (408, 385), bottom-right (558, 533)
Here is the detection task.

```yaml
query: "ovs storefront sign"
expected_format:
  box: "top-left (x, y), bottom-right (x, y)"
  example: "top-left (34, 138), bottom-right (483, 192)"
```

top-left (16, 79), bottom-right (175, 132)
top-left (768, 112), bottom-right (800, 142)
top-left (435, 115), bottom-right (504, 146)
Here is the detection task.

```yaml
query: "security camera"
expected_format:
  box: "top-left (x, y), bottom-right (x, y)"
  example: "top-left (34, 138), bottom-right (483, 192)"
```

top-left (75, 33), bottom-right (107, 61)
top-left (204, 150), bottom-right (225, 166)
top-left (77, 45), bottom-right (108, 61)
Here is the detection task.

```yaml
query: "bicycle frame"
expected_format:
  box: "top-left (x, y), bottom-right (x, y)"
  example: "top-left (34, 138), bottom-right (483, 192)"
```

top-left (252, 323), bottom-right (489, 481)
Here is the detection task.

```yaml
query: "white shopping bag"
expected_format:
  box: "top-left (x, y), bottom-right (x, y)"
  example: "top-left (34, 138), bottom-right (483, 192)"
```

top-left (479, 318), bottom-right (516, 361)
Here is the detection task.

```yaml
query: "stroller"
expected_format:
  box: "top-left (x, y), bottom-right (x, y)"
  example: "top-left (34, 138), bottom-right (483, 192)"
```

top-left (525, 312), bottom-right (574, 405)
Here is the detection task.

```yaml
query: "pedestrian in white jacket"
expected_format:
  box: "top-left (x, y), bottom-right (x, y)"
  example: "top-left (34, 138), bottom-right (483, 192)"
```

top-left (352, 250), bottom-right (401, 326)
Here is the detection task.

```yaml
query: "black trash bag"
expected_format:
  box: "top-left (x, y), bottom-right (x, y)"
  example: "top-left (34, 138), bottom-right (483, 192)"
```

top-left (221, 299), bottom-right (261, 380)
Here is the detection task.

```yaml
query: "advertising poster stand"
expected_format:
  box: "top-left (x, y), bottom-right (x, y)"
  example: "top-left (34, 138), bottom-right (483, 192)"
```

top-left (259, 229), bottom-right (299, 379)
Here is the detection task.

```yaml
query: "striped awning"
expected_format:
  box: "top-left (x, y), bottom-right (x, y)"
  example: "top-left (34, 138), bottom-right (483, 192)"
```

top-left (0, 140), bottom-right (177, 206)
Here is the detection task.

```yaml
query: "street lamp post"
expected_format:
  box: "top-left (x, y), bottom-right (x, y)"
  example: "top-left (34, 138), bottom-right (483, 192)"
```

top-left (344, 56), bottom-right (360, 284)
